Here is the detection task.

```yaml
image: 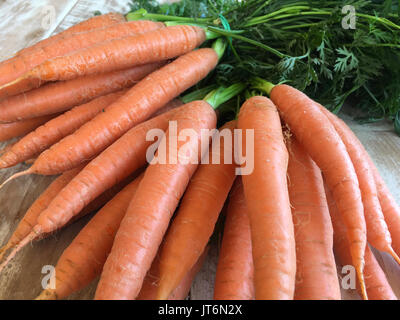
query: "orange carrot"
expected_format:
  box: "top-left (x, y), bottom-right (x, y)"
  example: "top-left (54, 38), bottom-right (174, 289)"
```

top-left (138, 246), bottom-right (209, 300)
top-left (70, 172), bottom-right (139, 223)
top-left (0, 167), bottom-right (83, 266)
top-left (370, 166), bottom-right (400, 257)
top-left (3, 103), bottom-right (181, 254)
top-left (287, 137), bottom-right (340, 300)
top-left (0, 97), bottom-right (181, 170)
top-left (269, 84), bottom-right (367, 299)
top-left (157, 120), bottom-right (237, 299)
top-left (36, 174), bottom-right (143, 300)
top-left (152, 98), bottom-right (183, 117)
top-left (318, 107), bottom-right (400, 259)
top-left (6, 48), bottom-right (217, 178)
top-left (0, 167), bottom-right (137, 273)
top-left (237, 95), bottom-right (296, 300)
top-left (0, 20), bottom-right (163, 89)
top-left (95, 100), bottom-right (217, 300)
top-left (363, 246), bottom-right (398, 300)
top-left (15, 13), bottom-right (126, 58)
top-left (0, 63), bottom-right (162, 123)
top-left (214, 178), bottom-right (255, 300)
top-left (325, 186), bottom-right (397, 300)
top-left (0, 115), bottom-right (57, 142)
top-left (317, 106), bottom-right (399, 264)
top-left (23, 158), bottom-right (36, 165)
top-left (0, 142), bottom-right (15, 157)
top-left (0, 90), bottom-right (127, 168)
top-left (0, 25), bottom-right (206, 97)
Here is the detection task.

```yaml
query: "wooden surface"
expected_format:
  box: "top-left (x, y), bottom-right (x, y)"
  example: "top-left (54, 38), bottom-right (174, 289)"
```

top-left (0, 0), bottom-right (400, 300)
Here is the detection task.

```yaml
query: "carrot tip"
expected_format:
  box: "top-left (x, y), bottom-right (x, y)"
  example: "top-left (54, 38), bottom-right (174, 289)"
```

top-left (0, 243), bottom-right (11, 262)
top-left (156, 286), bottom-right (172, 301)
top-left (24, 158), bottom-right (36, 165)
top-left (357, 267), bottom-right (368, 300)
top-left (35, 289), bottom-right (56, 300)
top-left (0, 246), bottom-right (16, 273)
top-left (0, 230), bottom-right (37, 273)
top-left (388, 247), bottom-right (400, 266)
top-left (0, 168), bottom-right (32, 190)
top-left (0, 158), bottom-right (8, 169)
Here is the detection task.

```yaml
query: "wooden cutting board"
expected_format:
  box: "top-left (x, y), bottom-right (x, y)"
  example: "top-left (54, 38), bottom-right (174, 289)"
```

top-left (0, 0), bottom-right (399, 300)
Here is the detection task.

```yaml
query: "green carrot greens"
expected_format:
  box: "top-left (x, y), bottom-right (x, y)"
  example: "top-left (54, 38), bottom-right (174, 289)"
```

top-left (128, 0), bottom-right (400, 132)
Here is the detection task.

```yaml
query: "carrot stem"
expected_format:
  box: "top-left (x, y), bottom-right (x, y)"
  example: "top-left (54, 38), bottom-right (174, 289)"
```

top-left (207, 26), bottom-right (286, 59)
top-left (180, 85), bottom-right (218, 104)
top-left (203, 83), bottom-right (246, 110)
top-left (126, 9), bottom-right (212, 23)
top-left (212, 38), bottom-right (228, 60)
top-left (244, 5), bottom-right (317, 26)
top-left (250, 77), bottom-right (276, 96)
top-left (164, 21), bottom-right (220, 40)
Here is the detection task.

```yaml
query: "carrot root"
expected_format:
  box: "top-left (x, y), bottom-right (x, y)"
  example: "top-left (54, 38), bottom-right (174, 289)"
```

top-left (35, 290), bottom-right (56, 300)
top-left (388, 247), bottom-right (400, 266)
top-left (270, 84), bottom-right (367, 298)
top-left (0, 169), bottom-right (33, 190)
top-left (357, 267), bottom-right (368, 300)
top-left (0, 242), bottom-right (12, 263)
top-left (0, 231), bottom-right (37, 273)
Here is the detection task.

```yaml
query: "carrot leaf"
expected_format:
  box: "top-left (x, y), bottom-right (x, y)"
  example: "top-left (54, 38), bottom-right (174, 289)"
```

top-left (395, 111), bottom-right (400, 136)
top-left (128, 0), bottom-right (400, 132)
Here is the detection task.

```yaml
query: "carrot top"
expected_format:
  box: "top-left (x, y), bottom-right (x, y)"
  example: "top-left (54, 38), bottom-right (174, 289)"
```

top-left (180, 85), bottom-right (219, 104)
top-left (250, 77), bottom-right (276, 96)
top-left (203, 83), bottom-right (245, 110)
top-left (126, 8), bottom-right (213, 24)
top-left (127, 0), bottom-right (400, 133)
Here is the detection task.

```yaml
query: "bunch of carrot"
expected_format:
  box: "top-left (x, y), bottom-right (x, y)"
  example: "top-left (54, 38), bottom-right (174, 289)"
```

top-left (0, 12), bottom-right (399, 301)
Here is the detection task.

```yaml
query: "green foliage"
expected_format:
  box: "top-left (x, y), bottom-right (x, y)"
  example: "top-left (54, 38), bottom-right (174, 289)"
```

top-left (128, 0), bottom-right (400, 131)
top-left (129, 0), bottom-right (240, 19)
top-left (395, 111), bottom-right (400, 135)
top-left (334, 47), bottom-right (359, 73)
